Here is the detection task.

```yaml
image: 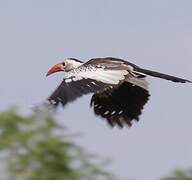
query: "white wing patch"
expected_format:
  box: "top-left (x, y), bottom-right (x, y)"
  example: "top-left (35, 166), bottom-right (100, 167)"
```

top-left (65, 66), bottom-right (129, 85)
top-left (89, 69), bottom-right (128, 84)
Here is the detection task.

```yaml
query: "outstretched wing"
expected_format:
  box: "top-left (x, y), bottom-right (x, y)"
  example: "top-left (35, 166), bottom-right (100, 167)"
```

top-left (46, 78), bottom-right (110, 107)
top-left (90, 81), bottom-right (150, 128)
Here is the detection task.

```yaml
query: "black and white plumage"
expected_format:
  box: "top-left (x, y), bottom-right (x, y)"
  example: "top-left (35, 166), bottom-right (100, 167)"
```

top-left (46, 57), bottom-right (191, 128)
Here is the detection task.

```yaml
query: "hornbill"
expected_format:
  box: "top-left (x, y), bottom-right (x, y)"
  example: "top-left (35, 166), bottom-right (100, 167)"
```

top-left (46, 57), bottom-right (191, 128)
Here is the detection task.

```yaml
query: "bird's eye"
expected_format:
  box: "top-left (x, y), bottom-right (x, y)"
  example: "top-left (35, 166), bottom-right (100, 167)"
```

top-left (62, 62), bottom-right (65, 66)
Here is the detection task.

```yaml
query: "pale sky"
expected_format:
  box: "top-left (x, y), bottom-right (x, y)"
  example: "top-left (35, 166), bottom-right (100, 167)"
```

top-left (0, 1), bottom-right (192, 179)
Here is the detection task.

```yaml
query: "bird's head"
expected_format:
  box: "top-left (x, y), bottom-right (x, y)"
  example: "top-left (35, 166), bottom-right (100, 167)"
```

top-left (46, 58), bottom-right (83, 76)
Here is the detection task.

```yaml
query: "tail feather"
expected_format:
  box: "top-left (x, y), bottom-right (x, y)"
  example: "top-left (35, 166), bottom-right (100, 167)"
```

top-left (137, 68), bottom-right (191, 83)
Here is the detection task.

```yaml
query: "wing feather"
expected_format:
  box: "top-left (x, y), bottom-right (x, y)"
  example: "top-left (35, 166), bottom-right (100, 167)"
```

top-left (90, 82), bottom-right (150, 128)
top-left (46, 78), bottom-right (109, 107)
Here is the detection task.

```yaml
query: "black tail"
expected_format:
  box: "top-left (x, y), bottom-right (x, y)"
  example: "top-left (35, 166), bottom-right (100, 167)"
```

top-left (137, 68), bottom-right (191, 83)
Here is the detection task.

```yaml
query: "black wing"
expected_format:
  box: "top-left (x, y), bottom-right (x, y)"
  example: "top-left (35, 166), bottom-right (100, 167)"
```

top-left (90, 82), bottom-right (150, 128)
top-left (46, 78), bottom-right (109, 107)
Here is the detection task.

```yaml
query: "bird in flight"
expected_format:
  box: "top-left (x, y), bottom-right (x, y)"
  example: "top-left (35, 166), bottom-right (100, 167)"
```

top-left (46, 57), bottom-right (191, 128)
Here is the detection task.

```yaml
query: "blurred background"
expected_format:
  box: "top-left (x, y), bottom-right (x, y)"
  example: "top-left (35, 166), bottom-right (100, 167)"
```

top-left (0, 0), bottom-right (192, 179)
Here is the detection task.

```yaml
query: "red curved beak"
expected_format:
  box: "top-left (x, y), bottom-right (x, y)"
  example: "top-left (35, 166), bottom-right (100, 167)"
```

top-left (46, 63), bottom-right (64, 76)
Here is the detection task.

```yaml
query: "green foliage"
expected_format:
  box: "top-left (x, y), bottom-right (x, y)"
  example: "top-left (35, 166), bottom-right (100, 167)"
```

top-left (2, 108), bottom-right (192, 180)
top-left (0, 109), bottom-right (116, 180)
top-left (160, 169), bottom-right (192, 180)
